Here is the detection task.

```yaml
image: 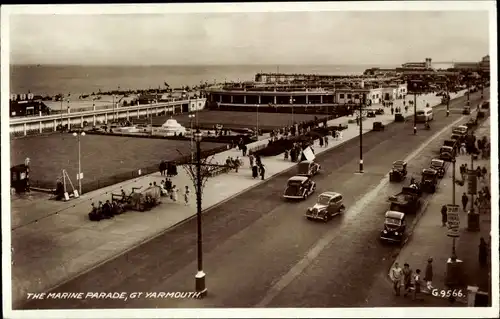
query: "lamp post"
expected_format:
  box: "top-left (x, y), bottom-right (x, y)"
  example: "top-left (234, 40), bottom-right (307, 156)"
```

top-left (73, 130), bottom-right (86, 195)
top-left (358, 93), bottom-right (364, 173)
top-left (451, 156), bottom-right (457, 261)
top-left (256, 104), bottom-right (259, 140)
top-left (189, 114), bottom-right (196, 162)
top-left (194, 129), bottom-right (207, 297)
top-left (446, 82), bottom-right (450, 117)
top-left (413, 93), bottom-right (417, 135)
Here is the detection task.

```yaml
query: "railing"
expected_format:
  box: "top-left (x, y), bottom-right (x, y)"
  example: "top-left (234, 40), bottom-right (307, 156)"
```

top-left (29, 144), bottom-right (229, 194)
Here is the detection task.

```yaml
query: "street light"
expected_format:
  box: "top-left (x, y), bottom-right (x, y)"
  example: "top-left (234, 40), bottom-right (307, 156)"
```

top-left (451, 156), bottom-right (457, 261)
top-left (194, 129), bottom-right (207, 297)
top-left (358, 93), bottom-right (365, 173)
top-left (289, 97), bottom-right (295, 124)
top-left (256, 104), bottom-right (259, 140)
top-left (413, 92), bottom-right (417, 135)
top-left (72, 130), bottom-right (86, 195)
top-left (189, 114), bottom-right (196, 162)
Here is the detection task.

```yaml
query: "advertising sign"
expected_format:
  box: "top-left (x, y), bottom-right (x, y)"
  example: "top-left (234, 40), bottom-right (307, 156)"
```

top-left (446, 204), bottom-right (460, 237)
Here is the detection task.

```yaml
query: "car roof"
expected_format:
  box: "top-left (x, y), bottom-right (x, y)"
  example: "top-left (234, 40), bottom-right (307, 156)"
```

top-left (289, 176), bottom-right (309, 182)
top-left (441, 145), bottom-right (453, 149)
top-left (393, 160), bottom-right (406, 165)
top-left (319, 191), bottom-right (341, 198)
top-left (299, 160), bottom-right (313, 164)
top-left (431, 158), bottom-right (444, 164)
top-left (422, 168), bottom-right (437, 174)
top-left (386, 211), bottom-right (405, 219)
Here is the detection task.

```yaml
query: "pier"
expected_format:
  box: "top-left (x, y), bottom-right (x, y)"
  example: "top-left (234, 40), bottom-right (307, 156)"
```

top-left (10, 98), bottom-right (206, 136)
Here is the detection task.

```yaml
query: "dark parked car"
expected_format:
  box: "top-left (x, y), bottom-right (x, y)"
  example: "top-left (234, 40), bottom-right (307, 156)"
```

top-left (380, 211), bottom-right (406, 243)
top-left (430, 158), bottom-right (446, 178)
top-left (420, 168), bottom-right (438, 193)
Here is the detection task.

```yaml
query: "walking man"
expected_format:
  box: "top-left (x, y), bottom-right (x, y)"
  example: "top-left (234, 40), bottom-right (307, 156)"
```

top-left (461, 192), bottom-right (469, 212)
top-left (402, 263), bottom-right (413, 297)
top-left (259, 164), bottom-right (266, 180)
top-left (441, 205), bottom-right (448, 227)
top-left (424, 257), bottom-right (433, 291)
top-left (412, 269), bottom-right (423, 301)
top-left (183, 186), bottom-right (190, 205)
top-left (389, 262), bottom-right (403, 296)
top-left (324, 135), bottom-right (329, 147)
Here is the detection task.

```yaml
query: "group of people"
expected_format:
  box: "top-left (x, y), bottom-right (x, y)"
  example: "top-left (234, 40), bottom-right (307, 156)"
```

top-left (159, 161), bottom-right (178, 177)
top-left (390, 258), bottom-right (434, 301)
top-left (225, 156), bottom-right (243, 172)
top-left (88, 199), bottom-right (126, 221)
top-left (248, 153), bottom-right (266, 180)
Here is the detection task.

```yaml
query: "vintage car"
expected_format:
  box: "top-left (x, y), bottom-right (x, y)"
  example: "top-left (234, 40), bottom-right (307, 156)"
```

top-left (394, 113), bottom-right (405, 122)
top-left (375, 108), bottom-right (385, 115)
top-left (389, 160), bottom-right (407, 182)
top-left (452, 125), bottom-right (468, 137)
top-left (305, 192), bottom-right (345, 222)
top-left (430, 158), bottom-right (446, 178)
top-left (450, 133), bottom-right (463, 144)
top-left (439, 145), bottom-right (455, 161)
top-left (420, 168), bottom-right (438, 193)
top-left (380, 211), bottom-right (406, 243)
top-left (389, 186), bottom-right (421, 214)
top-left (367, 110), bottom-right (376, 118)
top-left (297, 160), bottom-right (321, 177)
top-left (283, 175), bottom-right (316, 200)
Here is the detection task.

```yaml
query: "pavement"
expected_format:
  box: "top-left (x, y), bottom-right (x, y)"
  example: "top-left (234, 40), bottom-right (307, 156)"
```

top-left (12, 88), bottom-right (481, 310)
top-left (365, 117), bottom-right (492, 307)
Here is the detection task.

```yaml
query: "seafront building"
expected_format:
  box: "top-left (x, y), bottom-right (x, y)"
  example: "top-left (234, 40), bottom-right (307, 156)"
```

top-left (206, 78), bottom-right (408, 108)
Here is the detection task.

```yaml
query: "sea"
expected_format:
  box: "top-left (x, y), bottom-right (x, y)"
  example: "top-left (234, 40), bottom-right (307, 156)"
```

top-left (9, 64), bottom-right (394, 97)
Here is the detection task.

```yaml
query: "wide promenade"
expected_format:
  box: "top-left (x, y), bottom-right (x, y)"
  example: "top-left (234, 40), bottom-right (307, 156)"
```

top-left (15, 88), bottom-right (480, 309)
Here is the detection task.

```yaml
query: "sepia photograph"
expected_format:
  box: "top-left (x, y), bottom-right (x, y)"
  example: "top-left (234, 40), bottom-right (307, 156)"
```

top-left (1, 2), bottom-right (498, 318)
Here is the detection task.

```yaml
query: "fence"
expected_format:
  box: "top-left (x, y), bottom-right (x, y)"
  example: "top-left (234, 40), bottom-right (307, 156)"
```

top-left (29, 144), bottom-right (229, 194)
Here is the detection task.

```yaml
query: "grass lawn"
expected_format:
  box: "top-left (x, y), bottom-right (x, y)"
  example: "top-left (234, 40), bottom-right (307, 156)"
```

top-left (139, 110), bottom-right (329, 131)
top-left (10, 134), bottom-right (225, 192)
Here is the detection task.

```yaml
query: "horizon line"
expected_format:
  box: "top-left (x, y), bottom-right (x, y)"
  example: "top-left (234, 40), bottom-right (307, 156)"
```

top-left (11, 62), bottom-right (400, 67)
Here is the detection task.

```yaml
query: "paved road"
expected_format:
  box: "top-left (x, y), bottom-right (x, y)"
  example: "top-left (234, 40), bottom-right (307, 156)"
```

top-left (21, 90), bottom-right (486, 309)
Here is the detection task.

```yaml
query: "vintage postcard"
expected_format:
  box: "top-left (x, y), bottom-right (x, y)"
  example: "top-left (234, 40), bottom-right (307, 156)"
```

top-left (1, 2), bottom-right (498, 318)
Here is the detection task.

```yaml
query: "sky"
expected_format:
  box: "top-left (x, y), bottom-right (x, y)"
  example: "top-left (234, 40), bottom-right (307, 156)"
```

top-left (8, 10), bottom-right (490, 66)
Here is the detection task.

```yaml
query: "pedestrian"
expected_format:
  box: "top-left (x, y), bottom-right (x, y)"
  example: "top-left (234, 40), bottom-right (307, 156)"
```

top-left (242, 144), bottom-right (247, 157)
top-left (324, 134), bottom-right (329, 147)
top-left (405, 105), bottom-right (408, 113)
top-left (252, 164), bottom-right (258, 179)
top-left (461, 192), bottom-right (469, 211)
top-left (391, 107), bottom-right (394, 115)
top-left (284, 149), bottom-right (289, 161)
top-left (259, 164), bottom-right (266, 180)
top-left (183, 186), bottom-right (190, 205)
top-left (319, 136), bottom-right (324, 147)
top-left (424, 258), bottom-right (433, 291)
top-left (479, 237), bottom-right (488, 267)
top-left (338, 130), bottom-right (343, 140)
top-left (412, 269), bottom-right (423, 301)
top-left (249, 153), bottom-right (254, 167)
top-left (389, 262), bottom-right (403, 296)
top-left (402, 263), bottom-right (413, 297)
top-left (171, 185), bottom-right (178, 202)
top-left (441, 205), bottom-right (448, 227)
top-left (459, 164), bottom-right (465, 181)
top-left (481, 166), bottom-right (487, 181)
